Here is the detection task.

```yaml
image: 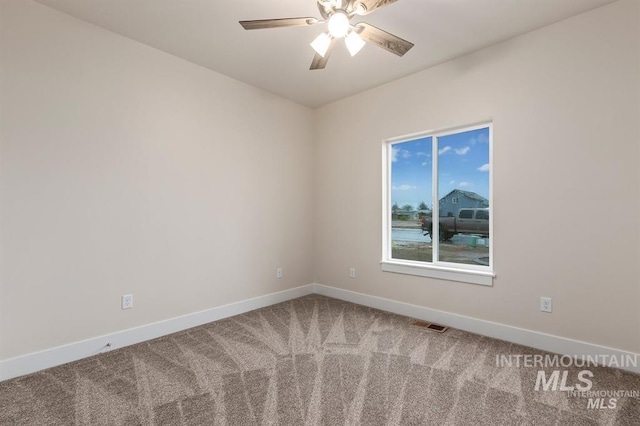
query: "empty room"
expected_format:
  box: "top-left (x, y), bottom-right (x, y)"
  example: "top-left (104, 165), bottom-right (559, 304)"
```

top-left (1, 0), bottom-right (639, 424)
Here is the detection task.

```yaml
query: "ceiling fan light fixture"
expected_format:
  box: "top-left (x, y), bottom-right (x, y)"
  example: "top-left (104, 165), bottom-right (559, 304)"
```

top-left (345, 30), bottom-right (365, 56)
top-left (240, 0), bottom-right (415, 70)
top-left (311, 32), bottom-right (332, 57)
top-left (328, 12), bottom-right (350, 38)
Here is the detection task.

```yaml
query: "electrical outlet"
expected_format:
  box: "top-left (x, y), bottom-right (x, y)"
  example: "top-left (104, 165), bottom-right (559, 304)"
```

top-left (276, 268), bottom-right (283, 279)
top-left (540, 297), bottom-right (552, 313)
top-left (349, 267), bottom-right (356, 278)
top-left (122, 294), bottom-right (133, 310)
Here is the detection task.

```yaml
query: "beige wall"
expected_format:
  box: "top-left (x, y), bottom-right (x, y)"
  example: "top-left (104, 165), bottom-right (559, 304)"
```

top-left (314, 0), bottom-right (640, 353)
top-left (1, 0), bottom-right (639, 364)
top-left (0, 0), bottom-right (314, 359)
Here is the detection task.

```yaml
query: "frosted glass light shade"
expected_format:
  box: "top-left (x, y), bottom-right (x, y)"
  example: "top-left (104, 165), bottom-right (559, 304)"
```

top-left (345, 31), bottom-right (365, 56)
top-left (311, 33), bottom-right (332, 57)
top-left (328, 12), bottom-right (349, 38)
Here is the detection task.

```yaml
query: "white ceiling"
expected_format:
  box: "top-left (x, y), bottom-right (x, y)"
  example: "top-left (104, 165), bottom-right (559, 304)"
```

top-left (34, 0), bottom-right (617, 108)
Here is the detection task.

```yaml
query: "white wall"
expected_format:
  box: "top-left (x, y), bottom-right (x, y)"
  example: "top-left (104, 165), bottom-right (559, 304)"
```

top-left (314, 0), bottom-right (640, 353)
top-left (0, 0), bottom-right (314, 359)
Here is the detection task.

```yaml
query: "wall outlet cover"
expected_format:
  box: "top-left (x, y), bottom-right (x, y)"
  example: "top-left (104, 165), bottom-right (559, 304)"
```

top-left (122, 294), bottom-right (133, 310)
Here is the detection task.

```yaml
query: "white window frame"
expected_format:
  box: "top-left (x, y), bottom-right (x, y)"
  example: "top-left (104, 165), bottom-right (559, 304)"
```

top-left (381, 122), bottom-right (494, 286)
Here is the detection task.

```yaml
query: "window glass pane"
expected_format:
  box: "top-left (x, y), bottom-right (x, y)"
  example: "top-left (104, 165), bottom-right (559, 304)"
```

top-left (436, 127), bottom-right (490, 266)
top-left (390, 137), bottom-right (433, 262)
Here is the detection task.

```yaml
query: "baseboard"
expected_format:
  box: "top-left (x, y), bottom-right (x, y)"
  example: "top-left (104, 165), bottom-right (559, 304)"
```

top-left (0, 284), bottom-right (314, 382)
top-left (313, 283), bottom-right (640, 374)
top-left (3, 282), bottom-right (638, 381)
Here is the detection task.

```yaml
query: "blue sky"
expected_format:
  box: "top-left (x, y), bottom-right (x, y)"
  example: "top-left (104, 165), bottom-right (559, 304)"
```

top-left (391, 127), bottom-right (490, 210)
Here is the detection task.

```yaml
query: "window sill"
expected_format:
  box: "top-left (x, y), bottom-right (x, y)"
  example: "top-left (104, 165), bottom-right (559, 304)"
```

top-left (381, 260), bottom-right (494, 286)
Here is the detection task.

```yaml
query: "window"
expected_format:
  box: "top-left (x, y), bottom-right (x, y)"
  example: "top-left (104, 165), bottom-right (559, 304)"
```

top-left (382, 123), bottom-right (493, 285)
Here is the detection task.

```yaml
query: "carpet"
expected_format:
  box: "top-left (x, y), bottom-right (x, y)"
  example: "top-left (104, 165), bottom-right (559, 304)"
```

top-left (0, 294), bottom-right (638, 425)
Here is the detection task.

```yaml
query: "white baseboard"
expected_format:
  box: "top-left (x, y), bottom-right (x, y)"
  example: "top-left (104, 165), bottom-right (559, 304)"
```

top-left (313, 283), bottom-right (640, 374)
top-left (3, 282), bottom-right (638, 381)
top-left (0, 284), bottom-right (314, 382)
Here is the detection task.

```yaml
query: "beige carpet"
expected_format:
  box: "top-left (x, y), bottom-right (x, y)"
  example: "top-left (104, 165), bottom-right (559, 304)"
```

top-left (0, 294), bottom-right (638, 425)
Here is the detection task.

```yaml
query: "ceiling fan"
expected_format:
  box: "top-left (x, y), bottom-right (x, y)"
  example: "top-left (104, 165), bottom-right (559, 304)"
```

top-left (240, 0), bottom-right (414, 70)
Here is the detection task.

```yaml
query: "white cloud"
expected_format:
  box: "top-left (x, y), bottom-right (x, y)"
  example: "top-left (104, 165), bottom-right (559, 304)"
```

top-left (449, 180), bottom-right (456, 185)
top-left (417, 152), bottom-right (430, 157)
top-left (392, 148), bottom-right (411, 162)
top-left (438, 146), bottom-right (451, 155)
top-left (459, 182), bottom-right (470, 187)
top-left (392, 185), bottom-right (417, 191)
top-left (477, 163), bottom-right (490, 172)
top-left (455, 146), bottom-right (470, 155)
top-left (421, 162), bottom-right (428, 167)
top-left (470, 132), bottom-right (489, 145)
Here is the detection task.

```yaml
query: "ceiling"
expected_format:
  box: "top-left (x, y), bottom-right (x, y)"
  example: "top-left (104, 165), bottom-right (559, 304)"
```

top-left (34, 0), bottom-right (617, 108)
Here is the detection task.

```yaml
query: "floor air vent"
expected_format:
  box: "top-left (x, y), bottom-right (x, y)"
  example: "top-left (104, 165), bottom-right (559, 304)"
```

top-left (411, 320), bottom-right (449, 333)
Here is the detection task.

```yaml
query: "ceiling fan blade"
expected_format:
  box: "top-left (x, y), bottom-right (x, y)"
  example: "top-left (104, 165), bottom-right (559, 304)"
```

top-left (310, 38), bottom-right (337, 70)
top-left (356, 22), bottom-right (414, 56)
top-left (240, 17), bottom-right (318, 30)
top-left (353, 0), bottom-right (398, 15)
